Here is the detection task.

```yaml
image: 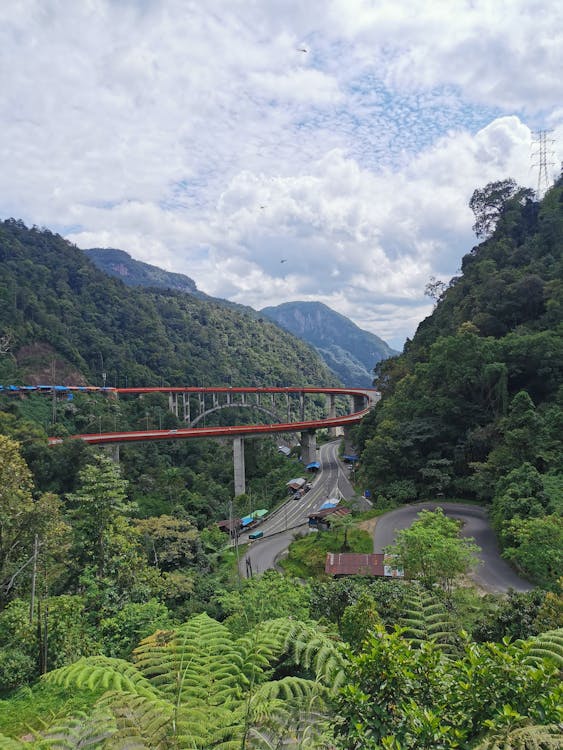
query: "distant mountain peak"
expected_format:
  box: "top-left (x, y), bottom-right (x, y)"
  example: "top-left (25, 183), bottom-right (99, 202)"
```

top-left (85, 248), bottom-right (204, 297)
top-left (260, 301), bottom-right (398, 387)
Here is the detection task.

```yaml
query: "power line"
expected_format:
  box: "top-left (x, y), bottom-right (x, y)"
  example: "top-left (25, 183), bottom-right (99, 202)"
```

top-left (531, 130), bottom-right (556, 199)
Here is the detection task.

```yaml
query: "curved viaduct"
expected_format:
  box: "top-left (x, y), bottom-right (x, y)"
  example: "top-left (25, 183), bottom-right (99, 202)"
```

top-left (41, 386), bottom-right (380, 495)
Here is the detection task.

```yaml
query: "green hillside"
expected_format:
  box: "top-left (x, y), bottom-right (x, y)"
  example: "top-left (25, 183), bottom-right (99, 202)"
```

top-left (0, 220), bottom-right (338, 390)
top-left (357, 177), bottom-right (563, 587)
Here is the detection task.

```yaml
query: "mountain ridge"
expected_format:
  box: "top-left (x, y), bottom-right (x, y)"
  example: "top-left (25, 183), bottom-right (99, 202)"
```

top-left (260, 300), bottom-right (398, 387)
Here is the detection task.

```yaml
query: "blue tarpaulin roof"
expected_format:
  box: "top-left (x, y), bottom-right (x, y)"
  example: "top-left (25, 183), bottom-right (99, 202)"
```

top-left (343, 455), bottom-right (359, 462)
top-left (319, 501), bottom-right (338, 510)
top-left (241, 515), bottom-right (254, 527)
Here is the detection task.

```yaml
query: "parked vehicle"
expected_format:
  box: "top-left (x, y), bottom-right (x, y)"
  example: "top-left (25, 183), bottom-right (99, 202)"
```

top-left (249, 530), bottom-right (264, 540)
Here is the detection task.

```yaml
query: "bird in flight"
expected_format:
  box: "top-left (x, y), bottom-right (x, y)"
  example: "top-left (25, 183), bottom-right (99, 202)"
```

top-left (297, 47), bottom-right (308, 53)
top-left (280, 259), bottom-right (287, 263)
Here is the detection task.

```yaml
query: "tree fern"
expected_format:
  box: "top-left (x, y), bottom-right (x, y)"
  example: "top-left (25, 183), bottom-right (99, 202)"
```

top-left (32, 613), bottom-right (342, 749)
top-left (398, 585), bottom-right (461, 656)
top-left (516, 628), bottom-right (563, 670)
top-left (37, 709), bottom-right (116, 748)
top-left (474, 723), bottom-right (563, 749)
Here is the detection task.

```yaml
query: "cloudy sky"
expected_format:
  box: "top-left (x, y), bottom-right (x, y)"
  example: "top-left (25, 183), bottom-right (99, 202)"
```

top-left (1, 1), bottom-right (562, 349)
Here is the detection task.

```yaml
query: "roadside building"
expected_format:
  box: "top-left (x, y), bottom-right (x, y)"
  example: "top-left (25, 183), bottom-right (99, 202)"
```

top-left (325, 552), bottom-right (404, 578)
top-left (308, 505), bottom-right (350, 530)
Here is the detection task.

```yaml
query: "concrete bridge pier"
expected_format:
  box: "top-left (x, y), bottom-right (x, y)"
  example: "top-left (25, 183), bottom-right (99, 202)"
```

top-left (352, 394), bottom-right (366, 413)
top-left (233, 436), bottom-right (246, 496)
top-left (102, 444), bottom-right (120, 463)
top-left (327, 393), bottom-right (337, 437)
top-left (300, 429), bottom-right (317, 465)
top-left (168, 393), bottom-right (179, 417)
top-left (343, 427), bottom-right (356, 457)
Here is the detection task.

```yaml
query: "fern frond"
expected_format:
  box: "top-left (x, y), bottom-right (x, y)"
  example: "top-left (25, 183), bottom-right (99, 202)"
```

top-left (0, 735), bottom-right (32, 749)
top-left (398, 586), bottom-right (460, 656)
top-left (517, 628), bottom-right (563, 670)
top-left (133, 614), bottom-right (247, 708)
top-left (96, 691), bottom-right (173, 749)
top-left (38, 708), bottom-right (116, 749)
top-left (252, 676), bottom-right (328, 706)
top-left (42, 656), bottom-right (158, 700)
top-left (474, 723), bottom-right (563, 749)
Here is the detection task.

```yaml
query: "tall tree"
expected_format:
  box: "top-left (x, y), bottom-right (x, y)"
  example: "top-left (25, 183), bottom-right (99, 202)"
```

top-left (385, 508), bottom-right (480, 592)
top-left (0, 436), bottom-right (35, 608)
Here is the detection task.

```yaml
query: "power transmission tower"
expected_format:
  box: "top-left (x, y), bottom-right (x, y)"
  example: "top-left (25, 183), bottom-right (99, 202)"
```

top-left (531, 130), bottom-right (555, 199)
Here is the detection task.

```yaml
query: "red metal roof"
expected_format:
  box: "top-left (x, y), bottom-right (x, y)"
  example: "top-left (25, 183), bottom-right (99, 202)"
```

top-left (309, 506), bottom-right (351, 520)
top-left (325, 553), bottom-right (405, 577)
top-left (325, 553), bottom-right (385, 576)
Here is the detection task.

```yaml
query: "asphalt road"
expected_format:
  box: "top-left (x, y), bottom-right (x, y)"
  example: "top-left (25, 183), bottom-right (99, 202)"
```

top-left (238, 440), bottom-right (357, 577)
top-left (373, 502), bottom-right (533, 593)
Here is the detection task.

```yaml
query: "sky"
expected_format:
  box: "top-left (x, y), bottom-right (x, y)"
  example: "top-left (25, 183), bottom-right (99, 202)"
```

top-left (1, 1), bottom-right (562, 350)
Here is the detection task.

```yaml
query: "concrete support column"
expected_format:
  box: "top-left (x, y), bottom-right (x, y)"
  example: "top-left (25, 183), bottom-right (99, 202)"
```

top-left (299, 391), bottom-right (305, 421)
top-left (233, 436), bottom-right (246, 496)
top-left (343, 427), bottom-right (355, 456)
top-left (102, 444), bottom-right (120, 463)
top-left (352, 394), bottom-right (365, 414)
top-left (183, 393), bottom-right (190, 423)
top-left (328, 393), bottom-right (337, 437)
top-left (300, 429), bottom-right (317, 465)
top-left (167, 393), bottom-right (179, 417)
top-left (287, 393), bottom-right (291, 422)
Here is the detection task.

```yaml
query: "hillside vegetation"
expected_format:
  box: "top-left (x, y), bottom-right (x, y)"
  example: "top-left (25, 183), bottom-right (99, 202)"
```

top-left (0, 220), bottom-right (338, 390)
top-left (0, 186), bottom-right (562, 748)
top-left (357, 177), bottom-right (563, 586)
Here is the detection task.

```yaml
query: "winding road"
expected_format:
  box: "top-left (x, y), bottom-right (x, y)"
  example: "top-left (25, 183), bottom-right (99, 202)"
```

top-left (240, 477), bottom-right (533, 592)
top-left (374, 502), bottom-right (532, 593)
top-left (238, 440), bottom-right (357, 577)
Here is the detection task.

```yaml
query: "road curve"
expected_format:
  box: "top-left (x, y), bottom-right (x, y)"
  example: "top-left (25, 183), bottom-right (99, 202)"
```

top-left (238, 440), bottom-right (357, 578)
top-left (373, 502), bottom-right (532, 593)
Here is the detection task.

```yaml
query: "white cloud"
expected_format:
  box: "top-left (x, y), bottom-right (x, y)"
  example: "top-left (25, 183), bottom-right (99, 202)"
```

top-left (1, 0), bottom-right (562, 352)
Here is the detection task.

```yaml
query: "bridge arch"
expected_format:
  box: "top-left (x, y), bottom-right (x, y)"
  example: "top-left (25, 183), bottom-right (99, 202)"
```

top-left (188, 403), bottom-right (282, 428)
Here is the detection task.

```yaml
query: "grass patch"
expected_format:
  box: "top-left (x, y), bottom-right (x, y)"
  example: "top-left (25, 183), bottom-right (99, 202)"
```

top-left (0, 682), bottom-right (103, 740)
top-left (280, 526), bottom-right (373, 578)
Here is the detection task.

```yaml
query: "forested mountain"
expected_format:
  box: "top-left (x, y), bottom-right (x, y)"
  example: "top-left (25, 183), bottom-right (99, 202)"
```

top-left (87, 247), bottom-right (397, 387)
top-left (0, 220), bottom-right (338, 390)
top-left (0, 200), bottom-right (562, 747)
top-left (358, 177), bottom-right (563, 587)
top-left (261, 300), bottom-right (397, 387)
top-left (85, 247), bottom-right (206, 298)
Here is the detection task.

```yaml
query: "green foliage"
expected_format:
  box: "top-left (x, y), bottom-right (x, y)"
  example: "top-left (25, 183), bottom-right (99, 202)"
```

top-left (502, 515), bottom-right (563, 588)
top-left (216, 571), bottom-right (311, 637)
top-left (28, 612), bottom-right (346, 749)
top-left (518, 627), bottom-right (563, 670)
top-left (385, 508), bottom-right (480, 592)
top-left (469, 179), bottom-right (534, 239)
top-left (280, 526), bottom-right (372, 578)
top-left (357, 181), bottom-right (563, 584)
top-left (340, 592), bottom-right (381, 651)
top-left (335, 626), bottom-right (562, 750)
top-left (310, 577), bottom-right (411, 629)
top-left (0, 219), bottom-right (338, 392)
top-left (398, 584), bottom-right (462, 657)
top-left (472, 590), bottom-right (547, 643)
top-left (0, 682), bottom-right (103, 741)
